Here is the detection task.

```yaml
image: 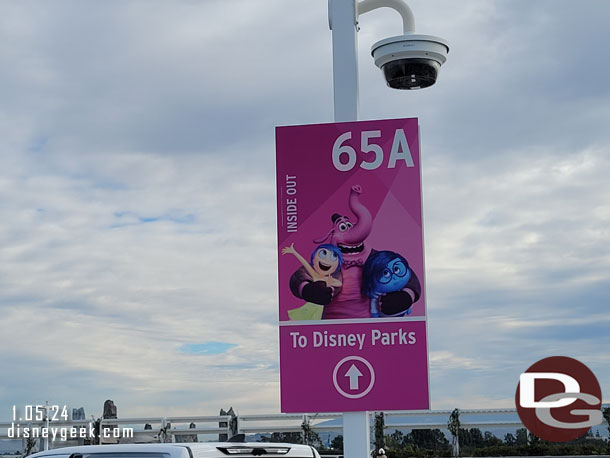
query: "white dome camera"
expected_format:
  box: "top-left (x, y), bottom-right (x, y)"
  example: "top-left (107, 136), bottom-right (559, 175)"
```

top-left (371, 33), bottom-right (449, 90)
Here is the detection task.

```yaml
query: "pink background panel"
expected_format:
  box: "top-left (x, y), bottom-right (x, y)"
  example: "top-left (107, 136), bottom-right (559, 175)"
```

top-left (276, 118), bottom-right (426, 320)
top-left (280, 321), bottom-right (429, 413)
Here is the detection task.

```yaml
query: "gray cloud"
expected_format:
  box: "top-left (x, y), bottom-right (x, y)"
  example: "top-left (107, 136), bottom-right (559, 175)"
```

top-left (1, 0), bottom-right (609, 419)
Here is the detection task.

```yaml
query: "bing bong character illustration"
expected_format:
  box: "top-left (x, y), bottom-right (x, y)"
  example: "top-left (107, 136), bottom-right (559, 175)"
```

top-left (288, 184), bottom-right (421, 319)
top-left (362, 250), bottom-right (412, 317)
top-left (282, 243), bottom-right (343, 288)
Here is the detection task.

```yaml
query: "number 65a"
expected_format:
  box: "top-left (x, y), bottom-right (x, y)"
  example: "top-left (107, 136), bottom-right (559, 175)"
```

top-left (332, 129), bottom-right (415, 172)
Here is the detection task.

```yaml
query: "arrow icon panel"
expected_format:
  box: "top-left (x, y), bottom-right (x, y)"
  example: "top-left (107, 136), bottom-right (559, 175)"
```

top-left (333, 356), bottom-right (375, 399)
top-left (345, 364), bottom-right (363, 390)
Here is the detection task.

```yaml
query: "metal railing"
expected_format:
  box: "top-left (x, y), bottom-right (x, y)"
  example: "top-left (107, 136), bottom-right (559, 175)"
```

top-left (237, 413), bottom-right (344, 435)
top-left (6, 408), bottom-right (608, 449)
top-left (384, 408), bottom-right (524, 430)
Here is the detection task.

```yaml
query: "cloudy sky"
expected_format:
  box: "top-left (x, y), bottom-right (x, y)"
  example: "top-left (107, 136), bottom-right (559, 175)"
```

top-left (1, 0), bottom-right (609, 421)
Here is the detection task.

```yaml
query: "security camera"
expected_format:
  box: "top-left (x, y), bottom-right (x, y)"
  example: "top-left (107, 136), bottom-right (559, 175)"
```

top-left (371, 33), bottom-right (449, 90)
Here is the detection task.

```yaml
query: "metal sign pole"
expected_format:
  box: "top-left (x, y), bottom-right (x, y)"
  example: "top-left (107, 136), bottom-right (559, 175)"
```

top-left (329, 0), bottom-right (360, 122)
top-left (329, 1), bottom-right (370, 457)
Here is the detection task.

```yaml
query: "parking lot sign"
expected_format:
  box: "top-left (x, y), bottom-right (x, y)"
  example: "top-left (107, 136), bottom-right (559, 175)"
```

top-left (276, 117), bottom-right (429, 412)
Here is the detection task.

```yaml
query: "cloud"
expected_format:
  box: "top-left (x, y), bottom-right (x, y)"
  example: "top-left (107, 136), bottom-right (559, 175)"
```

top-left (0, 0), bottom-right (609, 419)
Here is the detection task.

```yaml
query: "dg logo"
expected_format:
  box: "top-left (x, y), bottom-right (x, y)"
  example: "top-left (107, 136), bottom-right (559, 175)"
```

top-left (515, 356), bottom-right (602, 442)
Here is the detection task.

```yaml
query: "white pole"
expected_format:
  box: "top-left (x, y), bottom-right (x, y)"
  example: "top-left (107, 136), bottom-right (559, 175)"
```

top-left (343, 411), bottom-right (371, 457)
top-left (329, 0), bottom-right (359, 122)
top-left (329, 1), bottom-right (370, 456)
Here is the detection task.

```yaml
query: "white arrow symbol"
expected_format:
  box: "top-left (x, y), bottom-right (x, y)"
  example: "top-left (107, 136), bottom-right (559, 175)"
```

top-left (345, 364), bottom-right (363, 390)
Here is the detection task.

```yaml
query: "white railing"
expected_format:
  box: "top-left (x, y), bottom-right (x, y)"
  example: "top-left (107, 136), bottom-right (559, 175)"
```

top-left (1, 409), bottom-right (528, 442)
top-left (384, 408), bottom-right (524, 430)
top-left (8, 408), bottom-right (609, 447)
top-left (100, 415), bottom-right (233, 443)
top-left (2, 409), bottom-right (608, 458)
top-left (237, 413), bottom-right (344, 435)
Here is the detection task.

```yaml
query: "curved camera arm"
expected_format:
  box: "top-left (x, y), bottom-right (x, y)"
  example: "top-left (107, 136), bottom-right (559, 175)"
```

top-left (357, 0), bottom-right (415, 33)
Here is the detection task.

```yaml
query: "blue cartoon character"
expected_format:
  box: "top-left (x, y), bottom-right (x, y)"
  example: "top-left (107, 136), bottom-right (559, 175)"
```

top-left (362, 250), bottom-right (412, 317)
top-left (282, 243), bottom-right (343, 288)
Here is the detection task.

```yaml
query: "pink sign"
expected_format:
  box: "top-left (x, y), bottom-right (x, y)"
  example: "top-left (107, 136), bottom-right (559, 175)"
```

top-left (276, 118), bottom-right (429, 412)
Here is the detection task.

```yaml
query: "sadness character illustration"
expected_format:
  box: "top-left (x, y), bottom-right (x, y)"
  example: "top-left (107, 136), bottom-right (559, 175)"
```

top-left (282, 243), bottom-right (343, 288)
top-left (362, 250), bottom-right (412, 317)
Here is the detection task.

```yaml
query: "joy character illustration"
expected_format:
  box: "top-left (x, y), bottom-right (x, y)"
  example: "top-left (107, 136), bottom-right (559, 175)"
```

top-left (289, 184), bottom-right (421, 319)
top-left (282, 243), bottom-right (343, 288)
top-left (362, 250), bottom-right (413, 317)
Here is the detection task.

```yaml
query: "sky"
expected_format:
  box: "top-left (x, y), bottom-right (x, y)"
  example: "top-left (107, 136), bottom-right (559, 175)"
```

top-left (1, 0), bottom-right (609, 421)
